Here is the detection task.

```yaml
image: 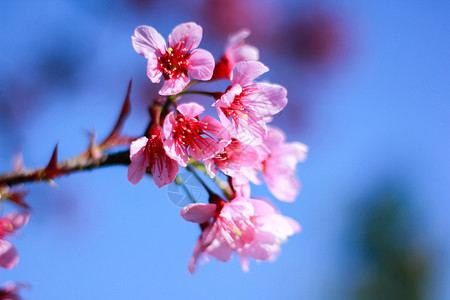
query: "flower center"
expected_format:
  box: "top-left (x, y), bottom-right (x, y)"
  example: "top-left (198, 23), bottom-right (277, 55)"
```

top-left (158, 41), bottom-right (192, 80)
top-left (221, 85), bottom-right (261, 121)
top-left (172, 115), bottom-right (218, 157)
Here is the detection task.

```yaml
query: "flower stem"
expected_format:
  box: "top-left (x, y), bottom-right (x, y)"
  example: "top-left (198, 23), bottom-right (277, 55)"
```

top-left (177, 90), bottom-right (217, 98)
top-left (186, 165), bottom-right (214, 196)
top-left (175, 175), bottom-right (196, 203)
top-left (187, 161), bottom-right (233, 200)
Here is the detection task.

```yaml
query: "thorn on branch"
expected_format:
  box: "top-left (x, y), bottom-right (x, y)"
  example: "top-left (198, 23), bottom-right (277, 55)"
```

top-left (100, 79), bottom-right (133, 148)
top-left (42, 144), bottom-right (61, 180)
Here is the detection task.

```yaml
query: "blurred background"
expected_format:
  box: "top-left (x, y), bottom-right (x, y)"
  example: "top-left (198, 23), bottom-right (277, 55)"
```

top-left (1, 0), bottom-right (449, 299)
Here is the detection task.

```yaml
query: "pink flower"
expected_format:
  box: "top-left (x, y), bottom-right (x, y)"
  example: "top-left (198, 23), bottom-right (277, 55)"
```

top-left (212, 29), bottom-right (259, 80)
top-left (204, 138), bottom-right (268, 184)
top-left (215, 61), bottom-right (288, 145)
top-left (127, 124), bottom-right (179, 187)
top-left (0, 212), bottom-right (30, 269)
top-left (0, 281), bottom-right (28, 300)
top-left (261, 127), bottom-right (308, 202)
top-left (132, 22), bottom-right (215, 96)
top-left (181, 195), bottom-right (300, 273)
top-left (163, 103), bottom-right (230, 167)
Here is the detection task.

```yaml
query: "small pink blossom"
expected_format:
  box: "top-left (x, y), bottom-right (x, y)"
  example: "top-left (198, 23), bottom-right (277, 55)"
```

top-left (132, 22), bottom-right (215, 96)
top-left (181, 195), bottom-right (300, 273)
top-left (212, 29), bottom-right (259, 80)
top-left (204, 138), bottom-right (268, 184)
top-left (127, 124), bottom-right (179, 187)
top-left (262, 127), bottom-right (308, 202)
top-left (0, 281), bottom-right (28, 300)
top-left (215, 61), bottom-right (287, 145)
top-left (163, 103), bottom-right (230, 167)
top-left (0, 212), bottom-right (30, 269)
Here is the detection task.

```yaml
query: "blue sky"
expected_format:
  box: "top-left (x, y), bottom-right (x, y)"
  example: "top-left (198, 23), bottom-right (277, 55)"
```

top-left (1, 0), bottom-right (449, 299)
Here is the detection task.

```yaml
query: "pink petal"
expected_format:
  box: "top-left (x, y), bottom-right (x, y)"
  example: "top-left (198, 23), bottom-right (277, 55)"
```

top-left (146, 54), bottom-right (162, 83)
top-left (232, 180), bottom-right (252, 198)
top-left (243, 238), bottom-right (279, 261)
top-left (129, 136), bottom-right (149, 158)
top-left (226, 29), bottom-right (259, 64)
top-left (250, 199), bottom-right (276, 217)
top-left (265, 174), bottom-right (300, 202)
top-left (248, 83), bottom-right (287, 116)
top-left (230, 44), bottom-right (259, 64)
top-left (151, 154), bottom-right (179, 188)
top-left (159, 76), bottom-right (190, 96)
top-left (188, 49), bottom-right (215, 80)
top-left (239, 167), bottom-right (262, 185)
top-left (200, 115), bottom-right (230, 141)
top-left (216, 84), bottom-right (242, 107)
top-left (220, 198), bottom-right (254, 221)
top-left (163, 138), bottom-right (189, 167)
top-left (168, 22), bottom-right (203, 51)
top-left (215, 108), bottom-right (235, 137)
top-left (289, 142), bottom-right (309, 162)
top-left (188, 238), bottom-right (203, 274)
top-left (181, 203), bottom-right (217, 223)
top-left (132, 26), bottom-right (166, 59)
top-left (163, 112), bottom-right (176, 139)
top-left (260, 215), bottom-right (301, 240)
top-left (127, 137), bottom-right (149, 185)
top-left (0, 240), bottom-right (18, 269)
top-left (189, 137), bottom-right (222, 161)
top-left (226, 29), bottom-right (251, 48)
top-left (206, 238), bottom-right (233, 262)
top-left (177, 103), bottom-right (205, 119)
top-left (202, 222), bottom-right (220, 246)
top-left (271, 143), bottom-right (308, 168)
top-left (204, 159), bottom-right (217, 178)
top-left (231, 61), bottom-right (269, 86)
top-left (238, 253), bottom-right (250, 272)
top-left (234, 115), bottom-right (267, 146)
top-left (265, 126), bottom-right (286, 147)
top-left (286, 216), bottom-right (302, 234)
top-left (4, 212), bottom-right (30, 230)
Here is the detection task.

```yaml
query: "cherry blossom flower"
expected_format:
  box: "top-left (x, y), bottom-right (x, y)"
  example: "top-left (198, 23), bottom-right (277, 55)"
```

top-left (181, 195), bottom-right (300, 273)
top-left (213, 29), bottom-right (259, 80)
top-left (132, 22), bottom-right (215, 96)
top-left (215, 61), bottom-right (287, 145)
top-left (0, 281), bottom-right (28, 300)
top-left (163, 103), bottom-right (230, 167)
top-left (0, 212), bottom-right (30, 269)
top-left (127, 124), bottom-right (179, 187)
top-left (204, 138), bottom-right (268, 184)
top-left (261, 127), bottom-right (308, 202)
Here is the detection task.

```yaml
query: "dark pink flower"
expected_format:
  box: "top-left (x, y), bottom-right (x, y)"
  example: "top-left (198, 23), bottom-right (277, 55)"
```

top-left (127, 124), bottom-right (179, 187)
top-left (215, 61), bottom-right (287, 145)
top-left (261, 127), bottom-right (308, 202)
top-left (132, 22), bottom-right (215, 95)
top-left (163, 103), bottom-right (230, 167)
top-left (0, 212), bottom-right (30, 269)
top-left (212, 29), bottom-right (259, 80)
top-left (181, 195), bottom-right (300, 273)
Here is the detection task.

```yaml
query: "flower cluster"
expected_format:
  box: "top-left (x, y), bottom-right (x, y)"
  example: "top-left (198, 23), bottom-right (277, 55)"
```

top-left (129, 22), bottom-right (308, 272)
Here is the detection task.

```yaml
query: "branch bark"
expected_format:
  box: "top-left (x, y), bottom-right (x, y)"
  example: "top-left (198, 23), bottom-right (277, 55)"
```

top-left (0, 150), bottom-right (131, 187)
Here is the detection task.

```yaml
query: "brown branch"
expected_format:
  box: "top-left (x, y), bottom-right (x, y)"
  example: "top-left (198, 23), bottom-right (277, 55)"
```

top-left (0, 150), bottom-right (131, 187)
